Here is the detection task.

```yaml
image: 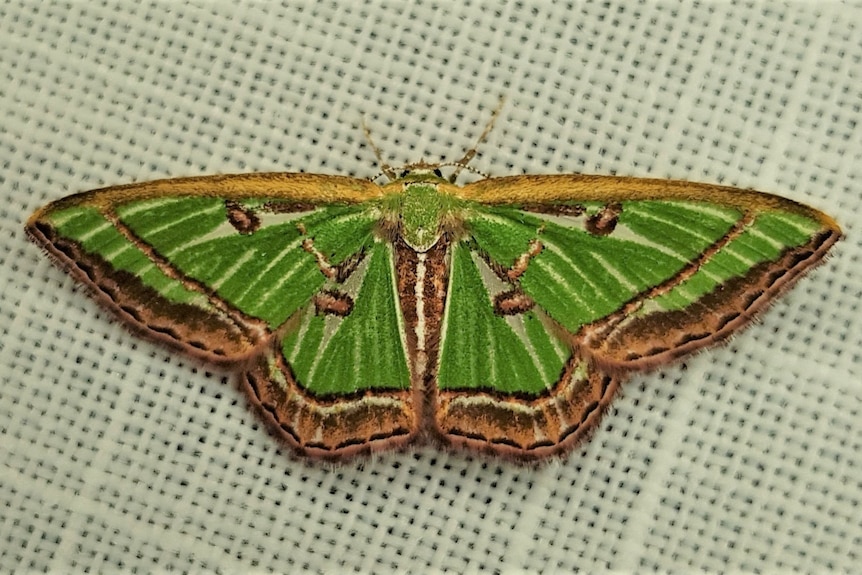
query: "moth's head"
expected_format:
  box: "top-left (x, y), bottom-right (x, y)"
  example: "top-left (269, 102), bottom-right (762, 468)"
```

top-left (393, 161), bottom-right (446, 182)
top-left (377, 159), bottom-right (487, 186)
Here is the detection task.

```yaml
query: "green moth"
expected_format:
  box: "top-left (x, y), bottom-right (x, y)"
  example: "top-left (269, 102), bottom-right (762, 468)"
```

top-left (26, 123), bottom-right (841, 461)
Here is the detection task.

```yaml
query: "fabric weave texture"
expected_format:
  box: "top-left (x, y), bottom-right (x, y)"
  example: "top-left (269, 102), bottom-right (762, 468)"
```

top-left (1, 2), bottom-right (859, 573)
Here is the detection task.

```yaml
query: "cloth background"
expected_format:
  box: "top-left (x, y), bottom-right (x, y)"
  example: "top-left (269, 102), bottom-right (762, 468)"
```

top-left (2, 1), bottom-right (859, 573)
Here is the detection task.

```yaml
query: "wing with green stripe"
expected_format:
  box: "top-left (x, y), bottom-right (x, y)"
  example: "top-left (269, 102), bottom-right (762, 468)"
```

top-left (26, 175), bottom-right (384, 363)
top-left (116, 197), bottom-right (377, 327)
top-left (282, 241), bottom-right (410, 395)
top-left (453, 176), bottom-right (841, 375)
top-left (437, 242), bottom-right (569, 395)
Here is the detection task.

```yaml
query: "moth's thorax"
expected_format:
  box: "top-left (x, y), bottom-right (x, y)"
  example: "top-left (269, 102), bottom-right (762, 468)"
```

top-left (389, 173), bottom-right (455, 252)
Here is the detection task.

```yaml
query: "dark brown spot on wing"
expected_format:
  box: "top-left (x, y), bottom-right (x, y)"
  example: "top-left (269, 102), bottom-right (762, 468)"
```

top-left (225, 200), bottom-right (261, 234)
top-left (586, 202), bottom-right (622, 236)
top-left (494, 290), bottom-right (535, 315)
top-left (314, 290), bottom-right (354, 317)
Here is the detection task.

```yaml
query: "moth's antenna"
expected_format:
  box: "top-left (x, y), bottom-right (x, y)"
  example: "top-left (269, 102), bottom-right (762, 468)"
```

top-left (361, 116), bottom-right (398, 181)
top-left (449, 97), bottom-right (506, 183)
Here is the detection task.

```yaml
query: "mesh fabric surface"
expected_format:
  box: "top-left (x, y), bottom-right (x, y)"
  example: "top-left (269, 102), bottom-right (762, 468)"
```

top-left (2, 2), bottom-right (860, 573)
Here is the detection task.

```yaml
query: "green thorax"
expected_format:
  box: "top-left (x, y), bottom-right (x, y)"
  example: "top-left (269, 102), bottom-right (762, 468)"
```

top-left (386, 171), bottom-right (457, 252)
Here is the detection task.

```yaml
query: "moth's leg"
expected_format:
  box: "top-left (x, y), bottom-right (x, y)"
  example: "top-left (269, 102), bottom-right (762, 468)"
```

top-left (505, 237), bottom-right (543, 280)
top-left (486, 236), bottom-right (544, 316)
top-left (491, 205), bottom-right (619, 320)
top-left (311, 289), bottom-right (354, 317)
top-left (300, 234), bottom-right (366, 316)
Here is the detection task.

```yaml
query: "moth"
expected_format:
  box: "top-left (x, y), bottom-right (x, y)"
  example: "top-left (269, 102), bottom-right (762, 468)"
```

top-left (26, 114), bottom-right (841, 461)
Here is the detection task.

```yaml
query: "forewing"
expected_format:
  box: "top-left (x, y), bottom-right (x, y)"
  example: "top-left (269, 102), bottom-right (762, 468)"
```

top-left (459, 174), bottom-right (841, 370)
top-left (27, 173), bottom-right (383, 362)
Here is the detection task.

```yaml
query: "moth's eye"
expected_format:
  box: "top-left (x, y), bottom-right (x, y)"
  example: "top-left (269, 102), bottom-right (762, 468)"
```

top-left (433, 169), bottom-right (443, 178)
top-left (400, 170), bottom-right (410, 178)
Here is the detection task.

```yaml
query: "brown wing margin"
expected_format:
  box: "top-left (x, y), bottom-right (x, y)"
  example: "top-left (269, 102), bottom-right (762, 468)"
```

top-left (26, 219), bottom-right (267, 364)
top-left (580, 228), bottom-right (842, 372)
top-left (242, 351), bottom-right (417, 460)
top-left (25, 173), bottom-right (385, 365)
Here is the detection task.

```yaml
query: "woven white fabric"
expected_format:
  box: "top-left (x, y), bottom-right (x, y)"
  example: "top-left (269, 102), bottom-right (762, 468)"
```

top-left (2, 1), bottom-right (860, 572)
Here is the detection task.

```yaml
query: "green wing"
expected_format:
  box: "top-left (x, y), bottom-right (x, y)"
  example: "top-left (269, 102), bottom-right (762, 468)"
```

top-left (282, 240), bottom-right (410, 394)
top-left (28, 171), bottom-right (841, 461)
top-left (432, 175), bottom-right (840, 458)
top-left (27, 173), bottom-right (416, 458)
top-left (437, 241), bottom-right (571, 395)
